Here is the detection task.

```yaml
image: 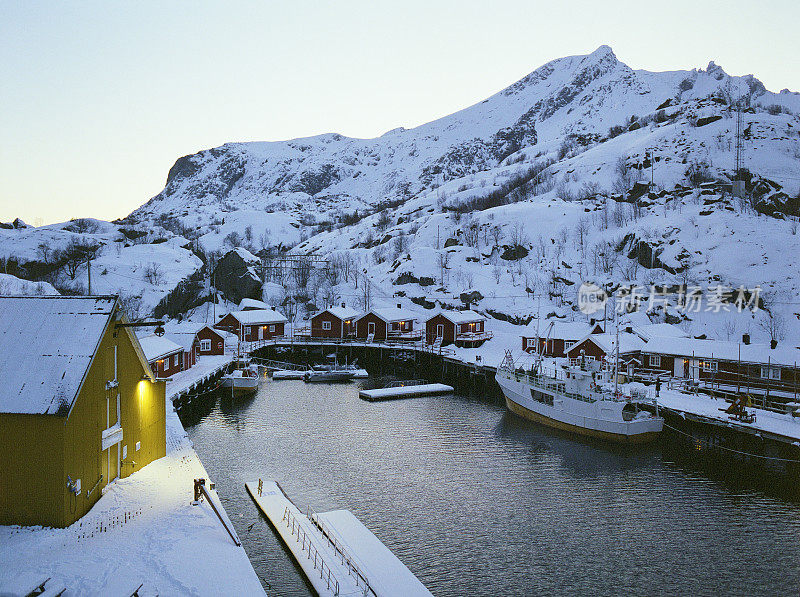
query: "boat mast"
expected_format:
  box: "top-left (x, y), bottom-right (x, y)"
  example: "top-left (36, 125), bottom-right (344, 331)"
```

top-left (614, 292), bottom-right (620, 398)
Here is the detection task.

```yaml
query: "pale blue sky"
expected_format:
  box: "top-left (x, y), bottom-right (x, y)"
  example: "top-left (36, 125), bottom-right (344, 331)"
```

top-left (1, 0), bottom-right (798, 225)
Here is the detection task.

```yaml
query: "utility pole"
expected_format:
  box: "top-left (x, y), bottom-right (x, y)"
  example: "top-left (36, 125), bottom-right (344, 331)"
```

top-left (87, 255), bottom-right (92, 295)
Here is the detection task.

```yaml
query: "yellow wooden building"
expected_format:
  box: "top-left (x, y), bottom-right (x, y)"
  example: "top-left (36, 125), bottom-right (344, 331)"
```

top-left (0, 296), bottom-right (166, 528)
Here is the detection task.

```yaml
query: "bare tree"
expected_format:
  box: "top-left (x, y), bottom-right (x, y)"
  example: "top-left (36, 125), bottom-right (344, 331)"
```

top-left (143, 262), bottom-right (164, 285)
top-left (36, 243), bottom-right (52, 264)
top-left (438, 252), bottom-right (450, 286)
top-left (491, 225), bottom-right (503, 248)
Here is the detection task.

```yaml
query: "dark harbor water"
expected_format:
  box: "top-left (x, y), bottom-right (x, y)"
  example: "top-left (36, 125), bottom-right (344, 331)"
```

top-left (182, 378), bottom-right (800, 596)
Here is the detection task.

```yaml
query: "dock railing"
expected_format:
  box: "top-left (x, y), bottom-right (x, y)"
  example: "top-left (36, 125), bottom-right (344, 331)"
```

top-left (282, 506), bottom-right (340, 595)
top-left (386, 379), bottom-right (428, 388)
top-left (306, 506), bottom-right (377, 597)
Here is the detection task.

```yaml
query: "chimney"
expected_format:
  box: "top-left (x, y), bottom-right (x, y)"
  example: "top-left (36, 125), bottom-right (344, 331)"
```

top-left (341, 302), bottom-right (346, 308)
top-left (742, 333), bottom-right (750, 345)
top-left (625, 326), bottom-right (633, 334)
top-left (770, 339), bottom-right (778, 349)
top-left (397, 303), bottom-right (402, 309)
top-left (590, 318), bottom-right (596, 326)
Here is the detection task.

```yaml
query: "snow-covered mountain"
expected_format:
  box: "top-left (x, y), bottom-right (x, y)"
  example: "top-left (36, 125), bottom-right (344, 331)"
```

top-left (2, 46), bottom-right (800, 346)
top-left (131, 45), bottom-right (799, 230)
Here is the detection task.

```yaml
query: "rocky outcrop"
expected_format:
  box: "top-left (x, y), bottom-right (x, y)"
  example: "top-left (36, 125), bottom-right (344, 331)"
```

top-left (212, 248), bottom-right (263, 304)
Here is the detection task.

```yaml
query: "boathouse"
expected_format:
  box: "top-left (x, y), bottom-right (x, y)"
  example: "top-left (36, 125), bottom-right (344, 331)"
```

top-left (354, 305), bottom-right (421, 341)
top-left (522, 320), bottom-right (603, 357)
top-left (193, 325), bottom-right (235, 357)
top-left (215, 308), bottom-right (288, 342)
top-left (139, 334), bottom-right (185, 378)
top-left (0, 296), bottom-right (166, 528)
top-left (425, 310), bottom-right (491, 347)
top-left (310, 304), bottom-right (360, 339)
top-left (565, 332), bottom-right (646, 362)
top-left (638, 336), bottom-right (800, 397)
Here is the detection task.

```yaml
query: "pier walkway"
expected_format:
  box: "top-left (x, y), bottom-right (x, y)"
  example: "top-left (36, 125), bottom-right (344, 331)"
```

top-left (246, 480), bottom-right (432, 597)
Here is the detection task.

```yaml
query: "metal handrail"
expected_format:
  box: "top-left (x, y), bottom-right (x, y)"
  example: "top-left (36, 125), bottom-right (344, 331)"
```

top-left (306, 505), bottom-right (377, 597)
top-left (282, 507), bottom-right (340, 595)
top-left (386, 379), bottom-right (428, 388)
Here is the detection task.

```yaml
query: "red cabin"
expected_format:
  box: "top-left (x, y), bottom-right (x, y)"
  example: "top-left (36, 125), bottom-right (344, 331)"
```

top-left (354, 305), bottom-right (421, 341)
top-left (522, 321), bottom-right (603, 357)
top-left (310, 304), bottom-right (360, 339)
top-left (139, 335), bottom-right (185, 379)
top-left (193, 325), bottom-right (235, 357)
top-left (425, 310), bottom-right (491, 347)
top-left (215, 308), bottom-right (288, 342)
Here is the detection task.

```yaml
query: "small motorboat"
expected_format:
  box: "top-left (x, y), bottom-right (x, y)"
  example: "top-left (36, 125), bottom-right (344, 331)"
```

top-left (221, 362), bottom-right (261, 395)
top-left (303, 355), bottom-right (355, 382)
top-left (303, 368), bottom-right (354, 383)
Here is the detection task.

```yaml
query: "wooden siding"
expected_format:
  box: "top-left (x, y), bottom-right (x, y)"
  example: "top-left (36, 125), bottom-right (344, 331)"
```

top-left (355, 313), bottom-right (388, 340)
top-left (0, 307), bottom-right (166, 527)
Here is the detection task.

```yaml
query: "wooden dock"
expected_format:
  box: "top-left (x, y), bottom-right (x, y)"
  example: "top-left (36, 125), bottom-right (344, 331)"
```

top-left (359, 383), bottom-right (454, 402)
top-left (245, 480), bottom-right (432, 597)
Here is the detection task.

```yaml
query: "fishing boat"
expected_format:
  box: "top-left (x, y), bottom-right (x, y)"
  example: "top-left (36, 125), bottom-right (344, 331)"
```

top-left (496, 350), bottom-right (663, 444)
top-left (221, 362), bottom-right (261, 395)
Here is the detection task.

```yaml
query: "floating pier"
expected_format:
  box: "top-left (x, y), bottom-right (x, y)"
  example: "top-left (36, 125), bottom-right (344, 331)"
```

top-left (245, 480), bottom-right (432, 597)
top-left (359, 383), bottom-right (453, 402)
top-left (312, 509), bottom-right (432, 597)
top-left (272, 370), bottom-right (306, 380)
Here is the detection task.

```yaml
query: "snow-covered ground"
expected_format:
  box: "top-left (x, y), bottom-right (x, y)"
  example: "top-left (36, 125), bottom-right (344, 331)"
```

top-left (0, 393), bottom-right (265, 596)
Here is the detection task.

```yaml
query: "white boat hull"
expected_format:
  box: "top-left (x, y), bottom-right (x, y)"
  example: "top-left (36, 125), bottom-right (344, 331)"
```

top-left (496, 371), bottom-right (662, 444)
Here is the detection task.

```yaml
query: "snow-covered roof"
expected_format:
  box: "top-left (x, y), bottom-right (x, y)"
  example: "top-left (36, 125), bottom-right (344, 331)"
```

top-left (317, 305), bottom-right (360, 321)
top-left (229, 308), bottom-right (288, 325)
top-left (195, 325), bottom-right (237, 341)
top-left (642, 336), bottom-right (800, 367)
top-left (0, 296), bottom-right (117, 415)
top-left (365, 306), bottom-right (419, 323)
top-left (571, 332), bottom-right (646, 356)
top-left (434, 310), bottom-right (485, 324)
top-left (526, 320), bottom-right (601, 340)
top-left (238, 298), bottom-right (269, 311)
top-left (630, 323), bottom-right (688, 342)
top-left (139, 335), bottom-right (184, 361)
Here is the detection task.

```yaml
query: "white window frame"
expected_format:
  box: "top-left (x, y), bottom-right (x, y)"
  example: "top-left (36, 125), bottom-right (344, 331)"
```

top-left (173, 354), bottom-right (178, 367)
top-left (322, 321), bottom-right (332, 330)
top-left (269, 324), bottom-right (276, 332)
top-left (649, 355), bottom-right (661, 367)
top-left (564, 341), bottom-right (576, 352)
top-left (200, 339), bottom-right (211, 351)
top-left (700, 360), bottom-right (718, 373)
top-left (760, 366), bottom-right (781, 380)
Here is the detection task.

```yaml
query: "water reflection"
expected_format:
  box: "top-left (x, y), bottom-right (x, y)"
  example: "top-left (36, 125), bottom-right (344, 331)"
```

top-left (182, 377), bottom-right (800, 596)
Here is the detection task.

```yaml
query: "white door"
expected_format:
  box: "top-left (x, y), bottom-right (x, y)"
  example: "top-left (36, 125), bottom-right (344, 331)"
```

top-left (689, 359), bottom-right (699, 380)
top-left (437, 324), bottom-right (444, 338)
top-left (368, 322), bottom-right (375, 335)
top-left (258, 326), bottom-right (264, 340)
top-left (673, 358), bottom-right (683, 378)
